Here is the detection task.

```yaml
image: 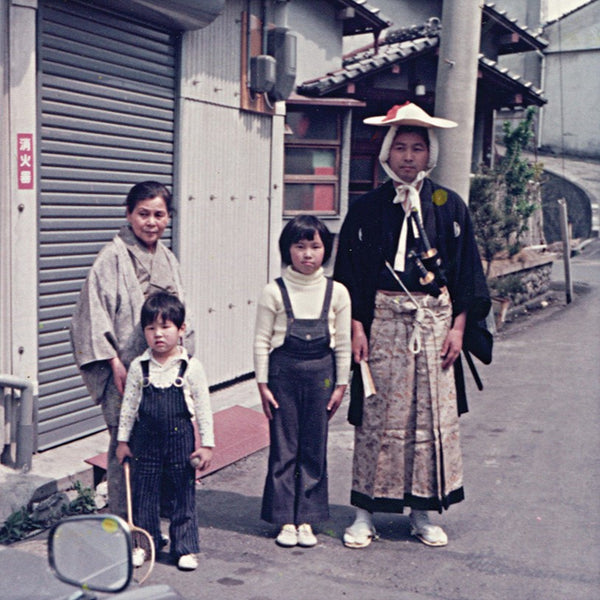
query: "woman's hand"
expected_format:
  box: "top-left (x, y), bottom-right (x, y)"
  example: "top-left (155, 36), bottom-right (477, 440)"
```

top-left (351, 319), bottom-right (369, 363)
top-left (327, 385), bottom-right (346, 420)
top-left (109, 357), bottom-right (128, 395)
top-left (116, 441), bottom-right (133, 464)
top-left (441, 311), bottom-right (466, 370)
top-left (257, 383), bottom-right (279, 420)
top-left (190, 447), bottom-right (213, 471)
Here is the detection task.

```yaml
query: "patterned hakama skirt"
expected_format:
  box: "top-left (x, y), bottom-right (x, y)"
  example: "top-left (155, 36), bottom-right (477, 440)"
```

top-left (351, 290), bottom-right (464, 514)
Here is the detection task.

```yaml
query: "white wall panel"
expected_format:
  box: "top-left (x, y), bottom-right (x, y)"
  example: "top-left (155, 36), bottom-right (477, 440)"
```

top-left (178, 100), bottom-right (273, 385)
top-left (180, 0), bottom-right (243, 108)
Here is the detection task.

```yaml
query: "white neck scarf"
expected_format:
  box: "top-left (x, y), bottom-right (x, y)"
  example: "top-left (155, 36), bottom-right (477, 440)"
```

top-left (392, 173), bottom-right (425, 272)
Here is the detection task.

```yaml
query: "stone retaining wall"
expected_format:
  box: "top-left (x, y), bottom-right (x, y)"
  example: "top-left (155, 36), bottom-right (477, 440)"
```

top-left (485, 250), bottom-right (556, 307)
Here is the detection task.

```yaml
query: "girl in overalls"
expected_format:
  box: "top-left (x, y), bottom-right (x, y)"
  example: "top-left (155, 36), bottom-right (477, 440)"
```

top-left (117, 292), bottom-right (214, 571)
top-left (253, 215), bottom-right (352, 547)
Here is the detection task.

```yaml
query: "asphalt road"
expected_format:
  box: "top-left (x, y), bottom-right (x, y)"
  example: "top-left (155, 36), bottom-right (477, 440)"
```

top-left (6, 240), bottom-right (600, 600)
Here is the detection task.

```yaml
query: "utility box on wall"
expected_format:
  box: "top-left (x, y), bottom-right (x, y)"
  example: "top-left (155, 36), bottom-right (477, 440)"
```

top-left (267, 26), bottom-right (297, 101)
top-left (250, 54), bottom-right (276, 93)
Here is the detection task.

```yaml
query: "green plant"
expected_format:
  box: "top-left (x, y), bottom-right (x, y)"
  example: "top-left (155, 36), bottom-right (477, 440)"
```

top-left (0, 507), bottom-right (42, 544)
top-left (470, 107), bottom-right (541, 268)
top-left (0, 481), bottom-right (97, 545)
top-left (499, 106), bottom-right (539, 252)
top-left (469, 172), bottom-right (505, 276)
top-left (68, 480), bottom-right (97, 514)
top-left (488, 274), bottom-right (526, 300)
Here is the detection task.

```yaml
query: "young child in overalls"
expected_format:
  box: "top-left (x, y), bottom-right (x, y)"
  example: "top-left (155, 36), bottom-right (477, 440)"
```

top-left (253, 215), bottom-right (352, 547)
top-left (116, 292), bottom-right (214, 571)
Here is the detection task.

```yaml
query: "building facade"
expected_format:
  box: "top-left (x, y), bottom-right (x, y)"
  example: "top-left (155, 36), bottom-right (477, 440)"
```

top-left (0, 0), bottom-right (385, 454)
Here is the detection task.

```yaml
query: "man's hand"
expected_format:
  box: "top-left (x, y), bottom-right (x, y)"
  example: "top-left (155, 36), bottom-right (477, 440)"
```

top-left (441, 311), bottom-right (466, 370)
top-left (351, 319), bottom-right (369, 363)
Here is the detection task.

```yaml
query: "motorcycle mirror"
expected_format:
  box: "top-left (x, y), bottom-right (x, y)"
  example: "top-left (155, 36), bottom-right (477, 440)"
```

top-left (48, 514), bottom-right (133, 593)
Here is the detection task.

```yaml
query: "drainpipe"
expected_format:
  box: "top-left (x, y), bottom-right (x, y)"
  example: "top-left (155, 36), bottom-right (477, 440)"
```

top-left (537, 50), bottom-right (546, 149)
top-left (0, 375), bottom-right (34, 471)
top-left (273, 0), bottom-right (289, 27)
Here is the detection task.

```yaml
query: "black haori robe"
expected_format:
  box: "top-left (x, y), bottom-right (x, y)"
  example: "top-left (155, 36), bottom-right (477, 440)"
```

top-left (334, 178), bottom-right (490, 513)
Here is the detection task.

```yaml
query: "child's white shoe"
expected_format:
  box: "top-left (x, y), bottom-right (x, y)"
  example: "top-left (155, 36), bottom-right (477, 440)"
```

top-left (275, 524), bottom-right (298, 547)
top-left (132, 547), bottom-right (146, 568)
top-left (177, 554), bottom-right (198, 570)
top-left (296, 523), bottom-right (317, 547)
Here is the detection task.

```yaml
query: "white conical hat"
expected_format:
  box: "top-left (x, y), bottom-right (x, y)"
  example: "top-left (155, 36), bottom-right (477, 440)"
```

top-left (363, 102), bottom-right (457, 129)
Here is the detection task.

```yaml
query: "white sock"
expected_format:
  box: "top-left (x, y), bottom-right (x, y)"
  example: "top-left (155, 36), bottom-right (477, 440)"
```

top-left (411, 509), bottom-right (430, 522)
top-left (352, 507), bottom-right (373, 528)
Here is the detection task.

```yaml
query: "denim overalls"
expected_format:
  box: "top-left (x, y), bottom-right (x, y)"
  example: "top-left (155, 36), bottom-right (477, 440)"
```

top-left (261, 277), bottom-right (335, 525)
top-left (131, 360), bottom-right (199, 557)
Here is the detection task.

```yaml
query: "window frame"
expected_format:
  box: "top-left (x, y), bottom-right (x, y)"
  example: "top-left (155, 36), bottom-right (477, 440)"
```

top-left (283, 107), bottom-right (343, 217)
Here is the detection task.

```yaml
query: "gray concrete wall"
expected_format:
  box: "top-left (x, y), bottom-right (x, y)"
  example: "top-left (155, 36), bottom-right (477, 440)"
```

top-left (540, 1), bottom-right (600, 158)
top-left (288, 0), bottom-right (343, 83)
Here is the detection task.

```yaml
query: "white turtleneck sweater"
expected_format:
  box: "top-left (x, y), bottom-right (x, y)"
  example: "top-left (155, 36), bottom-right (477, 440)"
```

top-left (253, 265), bottom-right (352, 385)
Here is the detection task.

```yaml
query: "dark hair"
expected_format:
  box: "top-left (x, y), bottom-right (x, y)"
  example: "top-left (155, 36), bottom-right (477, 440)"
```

top-left (394, 125), bottom-right (430, 148)
top-left (279, 215), bottom-right (333, 266)
top-left (141, 292), bottom-right (185, 329)
top-left (125, 181), bottom-right (173, 214)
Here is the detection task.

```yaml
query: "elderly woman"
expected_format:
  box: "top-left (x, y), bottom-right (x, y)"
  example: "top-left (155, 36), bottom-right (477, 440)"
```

top-left (70, 181), bottom-right (194, 517)
top-left (334, 103), bottom-right (490, 548)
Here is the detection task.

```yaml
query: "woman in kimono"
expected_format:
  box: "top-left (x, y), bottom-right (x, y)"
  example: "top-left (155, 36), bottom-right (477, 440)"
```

top-left (334, 103), bottom-right (490, 548)
top-left (70, 181), bottom-right (194, 517)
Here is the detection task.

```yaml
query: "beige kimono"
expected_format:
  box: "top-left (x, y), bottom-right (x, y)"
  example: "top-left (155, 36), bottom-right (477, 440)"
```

top-left (70, 225), bottom-right (194, 515)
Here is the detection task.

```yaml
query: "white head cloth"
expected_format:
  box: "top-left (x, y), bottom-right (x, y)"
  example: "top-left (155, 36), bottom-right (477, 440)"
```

top-left (365, 103), bottom-right (457, 271)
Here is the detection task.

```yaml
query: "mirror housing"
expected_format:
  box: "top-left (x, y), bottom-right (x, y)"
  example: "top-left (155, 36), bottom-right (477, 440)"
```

top-left (48, 515), bottom-right (132, 593)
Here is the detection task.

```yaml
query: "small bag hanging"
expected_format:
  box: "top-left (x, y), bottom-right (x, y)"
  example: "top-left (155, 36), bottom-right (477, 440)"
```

top-left (463, 317), bottom-right (493, 365)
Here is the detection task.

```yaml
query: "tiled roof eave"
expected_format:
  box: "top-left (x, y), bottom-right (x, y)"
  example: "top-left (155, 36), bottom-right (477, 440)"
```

top-left (483, 2), bottom-right (549, 50)
top-left (337, 0), bottom-right (392, 35)
top-left (478, 54), bottom-right (547, 105)
top-left (297, 37), bottom-right (439, 97)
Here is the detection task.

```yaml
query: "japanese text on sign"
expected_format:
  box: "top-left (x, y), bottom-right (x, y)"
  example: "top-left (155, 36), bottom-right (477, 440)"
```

top-left (17, 134), bottom-right (34, 190)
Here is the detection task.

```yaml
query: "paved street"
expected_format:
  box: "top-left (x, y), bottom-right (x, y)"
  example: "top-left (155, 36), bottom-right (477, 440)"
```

top-left (6, 239), bottom-right (599, 600)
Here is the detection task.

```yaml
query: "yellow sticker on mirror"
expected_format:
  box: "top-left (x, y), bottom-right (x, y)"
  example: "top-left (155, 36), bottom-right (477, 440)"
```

top-left (433, 189), bottom-right (448, 206)
top-left (102, 517), bottom-right (119, 534)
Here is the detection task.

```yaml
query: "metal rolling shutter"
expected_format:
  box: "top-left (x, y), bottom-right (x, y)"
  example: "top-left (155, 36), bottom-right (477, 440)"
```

top-left (38, 0), bottom-right (177, 449)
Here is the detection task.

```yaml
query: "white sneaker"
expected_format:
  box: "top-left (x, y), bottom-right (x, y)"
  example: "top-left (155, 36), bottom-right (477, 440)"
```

top-left (409, 510), bottom-right (448, 547)
top-left (177, 554), bottom-right (198, 570)
top-left (275, 524), bottom-right (298, 547)
top-left (132, 547), bottom-right (146, 568)
top-left (297, 523), bottom-right (317, 547)
top-left (160, 533), bottom-right (170, 548)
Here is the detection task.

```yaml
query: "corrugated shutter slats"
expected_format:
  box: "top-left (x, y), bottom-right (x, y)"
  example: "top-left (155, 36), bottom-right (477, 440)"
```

top-left (38, 0), bottom-right (177, 449)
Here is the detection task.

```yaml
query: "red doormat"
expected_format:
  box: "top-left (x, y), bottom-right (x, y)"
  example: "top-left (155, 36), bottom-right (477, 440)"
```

top-left (84, 405), bottom-right (269, 483)
top-left (194, 404), bottom-right (269, 479)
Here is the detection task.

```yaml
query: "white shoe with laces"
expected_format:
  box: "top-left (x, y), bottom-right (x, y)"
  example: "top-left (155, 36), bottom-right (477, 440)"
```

top-left (177, 554), bottom-right (198, 570)
top-left (409, 510), bottom-right (448, 547)
top-left (296, 523), bottom-right (317, 547)
top-left (132, 547), bottom-right (146, 568)
top-left (275, 524), bottom-right (298, 547)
